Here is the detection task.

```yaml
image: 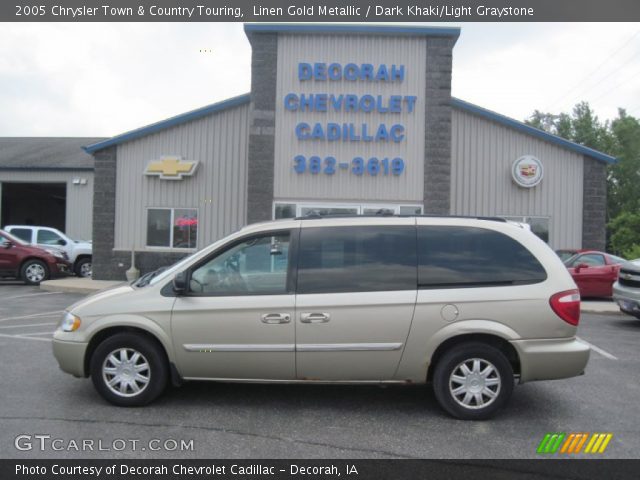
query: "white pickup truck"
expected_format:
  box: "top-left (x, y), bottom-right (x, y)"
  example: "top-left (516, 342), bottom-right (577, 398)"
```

top-left (4, 225), bottom-right (92, 277)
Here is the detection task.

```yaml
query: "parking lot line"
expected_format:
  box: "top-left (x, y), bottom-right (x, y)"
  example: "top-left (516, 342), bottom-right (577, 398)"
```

top-left (0, 291), bottom-right (64, 301)
top-left (0, 322), bottom-right (57, 329)
top-left (577, 337), bottom-right (618, 360)
top-left (0, 310), bottom-right (63, 323)
top-left (0, 332), bottom-right (52, 342)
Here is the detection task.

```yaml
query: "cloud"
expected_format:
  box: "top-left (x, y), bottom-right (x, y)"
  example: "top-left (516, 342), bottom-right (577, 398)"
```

top-left (0, 23), bottom-right (251, 136)
top-left (0, 22), bottom-right (638, 136)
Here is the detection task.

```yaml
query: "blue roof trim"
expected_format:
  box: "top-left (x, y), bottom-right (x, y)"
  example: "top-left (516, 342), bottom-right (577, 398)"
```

top-left (451, 98), bottom-right (617, 164)
top-left (244, 23), bottom-right (461, 39)
top-left (83, 93), bottom-right (251, 153)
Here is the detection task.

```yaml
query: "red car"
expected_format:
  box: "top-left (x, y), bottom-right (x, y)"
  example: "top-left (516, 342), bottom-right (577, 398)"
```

top-left (0, 229), bottom-right (70, 285)
top-left (564, 250), bottom-right (626, 298)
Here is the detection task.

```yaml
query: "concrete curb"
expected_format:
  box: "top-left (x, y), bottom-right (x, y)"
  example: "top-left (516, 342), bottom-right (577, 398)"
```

top-left (40, 278), bottom-right (124, 294)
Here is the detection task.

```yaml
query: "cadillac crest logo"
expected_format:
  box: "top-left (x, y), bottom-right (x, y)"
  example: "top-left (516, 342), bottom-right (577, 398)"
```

top-left (512, 155), bottom-right (543, 188)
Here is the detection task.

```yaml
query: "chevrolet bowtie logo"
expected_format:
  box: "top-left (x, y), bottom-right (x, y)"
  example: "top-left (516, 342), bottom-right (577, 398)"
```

top-left (144, 156), bottom-right (198, 180)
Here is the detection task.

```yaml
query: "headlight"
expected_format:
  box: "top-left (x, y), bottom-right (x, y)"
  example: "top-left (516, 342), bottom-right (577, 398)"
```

top-left (45, 248), bottom-right (65, 259)
top-left (59, 312), bottom-right (81, 332)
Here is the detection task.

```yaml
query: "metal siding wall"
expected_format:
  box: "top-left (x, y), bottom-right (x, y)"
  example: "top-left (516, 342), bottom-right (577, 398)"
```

top-left (451, 108), bottom-right (584, 248)
top-left (114, 103), bottom-right (249, 250)
top-left (0, 170), bottom-right (94, 240)
top-left (274, 34), bottom-right (426, 202)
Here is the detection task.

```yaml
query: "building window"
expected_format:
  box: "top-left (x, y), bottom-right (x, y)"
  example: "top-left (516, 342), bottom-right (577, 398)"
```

top-left (503, 216), bottom-right (550, 243)
top-left (146, 208), bottom-right (197, 249)
top-left (273, 202), bottom-right (423, 219)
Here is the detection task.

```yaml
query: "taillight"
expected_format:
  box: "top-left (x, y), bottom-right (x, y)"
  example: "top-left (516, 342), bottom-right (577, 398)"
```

top-left (550, 289), bottom-right (581, 326)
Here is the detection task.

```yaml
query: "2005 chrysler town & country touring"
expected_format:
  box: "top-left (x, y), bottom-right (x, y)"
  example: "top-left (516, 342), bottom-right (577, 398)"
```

top-left (53, 216), bottom-right (590, 420)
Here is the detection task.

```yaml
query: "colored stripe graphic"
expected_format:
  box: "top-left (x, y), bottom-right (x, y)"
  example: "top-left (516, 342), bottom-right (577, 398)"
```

top-left (585, 433), bottom-right (613, 454)
top-left (537, 433), bottom-right (565, 453)
top-left (560, 433), bottom-right (589, 453)
top-left (539, 432), bottom-right (613, 454)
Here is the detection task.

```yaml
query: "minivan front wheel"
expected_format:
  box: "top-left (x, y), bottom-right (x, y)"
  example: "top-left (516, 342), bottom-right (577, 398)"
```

top-left (90, 333), bottom-right (167, 406)
top-left (433, 342), bottom-right (514, 420)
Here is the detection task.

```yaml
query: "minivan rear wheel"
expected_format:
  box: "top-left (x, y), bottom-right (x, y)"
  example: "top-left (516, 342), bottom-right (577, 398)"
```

top-left (433, 342), bottom-right (514, 420)
top-left (90, 333), bottom-right (168, 406)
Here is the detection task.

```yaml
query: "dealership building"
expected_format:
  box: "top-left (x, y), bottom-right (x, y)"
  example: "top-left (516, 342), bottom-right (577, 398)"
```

top-left (1, 24), bottom-right (616, 280)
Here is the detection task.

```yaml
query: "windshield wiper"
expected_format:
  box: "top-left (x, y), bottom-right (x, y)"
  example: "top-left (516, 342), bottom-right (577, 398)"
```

top-left (134, 267), bottom-right (168, 287)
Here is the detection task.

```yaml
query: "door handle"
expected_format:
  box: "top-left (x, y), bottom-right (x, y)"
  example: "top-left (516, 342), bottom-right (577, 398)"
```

top-left (261, 313), bottom-right (291, 324)
top-left (300, 312), bottom-right (331, 323)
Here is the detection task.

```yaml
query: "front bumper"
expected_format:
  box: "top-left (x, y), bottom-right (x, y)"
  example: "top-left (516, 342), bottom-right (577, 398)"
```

top-left (612, 282), bottom-right (640, 316)
top-left (510, 337), bottom-right (590, 383)
top-left (52, 337), bottom-right (88, 378)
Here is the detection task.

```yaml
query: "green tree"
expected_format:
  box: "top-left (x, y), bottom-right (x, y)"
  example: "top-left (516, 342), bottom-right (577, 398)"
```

top-left (609, 110), bottom-right (640, 219)
top-left (608, 211), bottom-right (640, 257)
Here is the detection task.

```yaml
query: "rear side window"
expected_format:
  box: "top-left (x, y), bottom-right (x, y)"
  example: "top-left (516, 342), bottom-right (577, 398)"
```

top-left (418, 226), bottom-right (547, 288)
top-left (297, 226), bottom-right (417, 294)
top-left (8, 228), bottom-right (32, 243)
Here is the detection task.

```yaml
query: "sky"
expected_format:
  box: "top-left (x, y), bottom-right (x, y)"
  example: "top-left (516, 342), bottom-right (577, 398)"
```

top-left (0, 22), bottom-right (639, 137)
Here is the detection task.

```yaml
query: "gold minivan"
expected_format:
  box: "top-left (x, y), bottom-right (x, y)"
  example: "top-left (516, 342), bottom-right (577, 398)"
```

top-left (53, 216), bottom-right (589, 420)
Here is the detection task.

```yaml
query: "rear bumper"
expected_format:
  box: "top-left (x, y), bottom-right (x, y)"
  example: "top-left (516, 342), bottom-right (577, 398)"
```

top-left (52, 337), bottom-right (88, 378)
top-left (510, 337), bottom-right (590, 383)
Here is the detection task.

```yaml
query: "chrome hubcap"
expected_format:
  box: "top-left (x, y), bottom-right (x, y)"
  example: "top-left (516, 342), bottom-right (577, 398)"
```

top-left (102, 348), bottom-right (150, 397)
top-left (80, 262), bottom-right (92, 277)
top-left (449, 358), bottom-right (501, 410)
top-left (25, 264), bottom-right (45, 282)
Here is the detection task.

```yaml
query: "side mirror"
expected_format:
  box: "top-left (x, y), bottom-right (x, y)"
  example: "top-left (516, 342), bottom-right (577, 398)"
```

top-left (575, 263), bottom-right (589, 271)
top-left (57, 239), bottom-right (67, 246)
top-left (173, 271), bottom-right (188, 295)
top-left (1, 240), bottom-right (12, 249)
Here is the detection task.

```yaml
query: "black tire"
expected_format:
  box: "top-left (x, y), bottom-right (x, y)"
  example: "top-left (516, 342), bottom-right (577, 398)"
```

top-left (20, 259), bottom-right (49, 285)
top-left (90, 333), bottom-right (168, 406)
top-left (432, 342), bottom-right (514, 420)
top-left (74, 257), bottom-right (92, 277)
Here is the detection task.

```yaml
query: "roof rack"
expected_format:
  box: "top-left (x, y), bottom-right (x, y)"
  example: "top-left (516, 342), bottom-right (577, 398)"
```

top-left (293, 213), bottom-right (507, 222)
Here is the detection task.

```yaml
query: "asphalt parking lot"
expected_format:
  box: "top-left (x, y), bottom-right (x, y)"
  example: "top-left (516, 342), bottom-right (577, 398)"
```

top-left (1, 282), bottom-right (639, 459)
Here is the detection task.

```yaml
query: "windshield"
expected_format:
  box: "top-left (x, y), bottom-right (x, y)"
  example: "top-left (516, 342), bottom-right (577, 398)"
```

top-left (145, 230), bottom-right (245, 287)
top-left (0, 229), bottom-right (27, 246)
top-left (136, 250), bottom-right (201, 287)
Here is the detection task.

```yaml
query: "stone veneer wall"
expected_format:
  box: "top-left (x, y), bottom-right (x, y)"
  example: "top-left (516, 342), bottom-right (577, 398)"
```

top-left (582, 155), bottom-right (607, 250)
top-left (423, 37), bottom-right (455, 214)
top-left (245, 31), bottom-right (277, 224)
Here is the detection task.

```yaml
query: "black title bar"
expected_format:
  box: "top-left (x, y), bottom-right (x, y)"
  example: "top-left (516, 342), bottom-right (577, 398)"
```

top-left (2, 0), bottom-right (640, 22)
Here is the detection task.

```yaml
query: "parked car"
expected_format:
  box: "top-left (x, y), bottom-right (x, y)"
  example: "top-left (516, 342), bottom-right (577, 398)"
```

top-left (555, 248), bottom-right (588, 262)
top-left (53, 216), bottom-right (589, 420)
top-left (613, 264), bottom-right (640, 319)
top-left (4, 225), bottom-right (92, 277)
top-left (564, 251), bottom-right (626, 298)
top-left (0, 229), bottom-right (71, 285)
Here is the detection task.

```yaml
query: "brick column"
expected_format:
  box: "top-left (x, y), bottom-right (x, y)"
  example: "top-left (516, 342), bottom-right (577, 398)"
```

top-left (424, 37), bottom-right (455, 214)
top-left (582, 156), bottom-right (607, 250)
top-left (246, 32), bottom-right (277, 224)
top-left (91, 146), bottom-right (117, 280)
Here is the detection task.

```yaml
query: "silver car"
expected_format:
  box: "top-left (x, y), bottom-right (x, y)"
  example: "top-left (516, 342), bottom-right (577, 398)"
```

top-left (53, 216), bottom-right (589, 420)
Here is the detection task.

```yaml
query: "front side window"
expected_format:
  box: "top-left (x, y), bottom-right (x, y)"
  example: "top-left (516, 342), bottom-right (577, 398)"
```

top-left (570, 254), bottom-right (605, 267)
top-left (297, 226), bottom-right (417, 294)
top-left (189, 232), bottom-right (290, 295)
top-left (37, 229), bottom-right (63, 245)
top-left (418, 226), bottom-right (547, 288)
top-left (147, 208), bottom-right (197, 249)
